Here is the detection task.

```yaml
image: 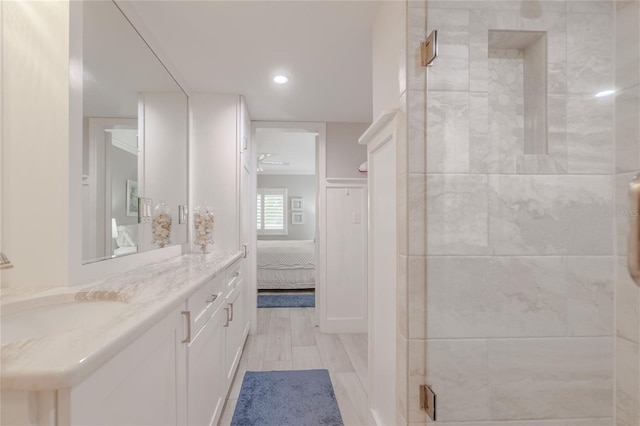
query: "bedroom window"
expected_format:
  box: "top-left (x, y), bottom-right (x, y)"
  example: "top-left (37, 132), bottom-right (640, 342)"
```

top-left (257, 188), bottom-right (288, 235)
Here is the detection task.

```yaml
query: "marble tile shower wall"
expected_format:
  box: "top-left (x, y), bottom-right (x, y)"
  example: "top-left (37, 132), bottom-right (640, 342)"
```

top-left (423, 1), bottom-right (617, 424)
top-left (614, 1), bottom-right (640, 425)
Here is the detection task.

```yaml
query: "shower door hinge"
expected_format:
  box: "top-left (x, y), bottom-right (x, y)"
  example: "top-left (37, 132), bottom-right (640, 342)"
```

top-left (421, 30), bottom-right (438, 67)
top-left (420, 384), bottom-right (436, 421)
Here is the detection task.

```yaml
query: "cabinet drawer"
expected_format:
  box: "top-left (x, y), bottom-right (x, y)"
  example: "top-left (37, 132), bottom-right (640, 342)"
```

top-left (226, 259), bottom-right (242, 289)
top-left (189, 274), bottom-right (224, 335)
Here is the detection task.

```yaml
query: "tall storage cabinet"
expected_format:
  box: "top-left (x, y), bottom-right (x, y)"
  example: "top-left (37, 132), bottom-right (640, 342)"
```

top-left (190, 94), bottom-right (251, 254)
top-left (189, 93), bottom-right (252, 425)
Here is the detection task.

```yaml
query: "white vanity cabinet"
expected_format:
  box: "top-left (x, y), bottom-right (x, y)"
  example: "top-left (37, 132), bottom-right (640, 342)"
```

top-left (186, 302), bottom-right (227, 426)
top-left (48, 258), bottom-right (248, 426)
top-left (223, 259), bottom-right (250, 385)
top-left (186, 258), bottom-right (249, 426)
top-left (69, 305), bottom-right (187, 425)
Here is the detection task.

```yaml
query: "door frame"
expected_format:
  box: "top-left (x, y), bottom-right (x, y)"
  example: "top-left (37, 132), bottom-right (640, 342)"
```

top-left (249, 121), bottom-right (326, 332)
top-left (85, 117), bottom-right (138, 261)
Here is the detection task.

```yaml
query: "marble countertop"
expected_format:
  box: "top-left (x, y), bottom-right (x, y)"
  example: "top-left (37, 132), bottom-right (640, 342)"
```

top-left (1, 250), bottom-right (242, 391)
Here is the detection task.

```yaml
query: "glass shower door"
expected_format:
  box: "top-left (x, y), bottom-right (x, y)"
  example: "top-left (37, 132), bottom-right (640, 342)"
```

top-left (421, 0), bottom-right (639, 423)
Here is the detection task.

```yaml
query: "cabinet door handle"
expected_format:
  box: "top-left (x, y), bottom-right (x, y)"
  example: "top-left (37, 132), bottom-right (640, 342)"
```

top-left (229, 303), bottom-right (234, 321)
top-left (223, 307), bottom-right (230, 327)
top-left (181, 311), bottom-right (191, 344)
top-left (629, 174), bottom-right (640, 287)
top-left (206, 292), bottom-right (220, 304)
top-left (232, 272), bottom-right (240, 278)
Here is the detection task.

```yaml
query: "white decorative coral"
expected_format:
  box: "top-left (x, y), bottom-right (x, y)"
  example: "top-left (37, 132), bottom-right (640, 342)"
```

top-left (193, 204), bottom-right (214, 253)
top-left (152, 201), bottom-right (172, 248)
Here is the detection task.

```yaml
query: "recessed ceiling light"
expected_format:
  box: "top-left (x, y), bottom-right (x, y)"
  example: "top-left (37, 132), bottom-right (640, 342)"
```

top-left (273, 75), bottom-right (289, 84)
top-left (595, 89), bottom-right (615, 98)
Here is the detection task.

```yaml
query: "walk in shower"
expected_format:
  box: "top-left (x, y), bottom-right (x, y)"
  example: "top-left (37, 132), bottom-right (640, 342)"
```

top-left (417, 1), bottom-right (640, 424)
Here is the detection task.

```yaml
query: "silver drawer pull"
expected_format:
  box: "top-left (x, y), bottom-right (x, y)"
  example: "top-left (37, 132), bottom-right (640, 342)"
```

top-left (229, 303), bottom-right (234, 321)
top-left (181, 311), bottom-right (191, 344)
top-left (232, 272), bottom-right (240, 277)
top-left (223, 307), bottom-right (230, 327)
top-left (629, 174), bottom-right (640, 287)
top-left (206, 292), bottom-right (220, 304)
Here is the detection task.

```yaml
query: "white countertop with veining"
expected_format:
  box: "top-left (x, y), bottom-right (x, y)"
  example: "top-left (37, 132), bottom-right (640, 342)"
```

top-left (0, 250), bottom-right (242, 391)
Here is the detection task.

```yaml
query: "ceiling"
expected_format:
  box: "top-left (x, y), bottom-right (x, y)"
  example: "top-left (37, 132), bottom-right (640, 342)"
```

top-left (256, 130), bottom-right (316, 175)
top-left (125, 0), bottom-right (380, 123)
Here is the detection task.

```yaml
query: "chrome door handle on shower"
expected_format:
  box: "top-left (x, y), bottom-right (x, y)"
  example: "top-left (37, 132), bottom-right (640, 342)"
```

top-left (628, 174), bottom-right (640, 287)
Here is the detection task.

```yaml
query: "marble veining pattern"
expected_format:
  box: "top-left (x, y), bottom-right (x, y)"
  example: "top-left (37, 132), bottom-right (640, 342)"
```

top-left (616, 337), bottom-right (640, 426)
top-left (566, 95), bottom-right (613, 174)
top-left (426, 339), bottom-right (490, 422)
top-left (488, 337), bottom-right (613, 421)
top-left (615, 173), bottom-right (636, 257)
top-left (0, 251), bottom-right (241, 390)
top-left (488, 47), bottom-right (524, 174)
top-left (426, 8), bottom-right (470, 92)
top-left (488, 175), bottom-right (613, 255)
top-left (615, 87), bottom-right (640, 174)
top-left (423, 1), bottom-right (620, 424)
top-left (426, 91), bottom-right (470, 173)
top-left (616, 256), bottom-right (640, 344)
top-left (567, 12), bottom-right (613, 95)
top-left (427, 174), bottom-right (489, 255)
top-left (615, 1), bottom-right (640, 91)
top-left (426, 256), bottom-right (613, 339)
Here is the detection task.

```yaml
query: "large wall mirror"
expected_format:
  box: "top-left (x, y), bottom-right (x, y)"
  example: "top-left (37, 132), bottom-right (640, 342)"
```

top-left (81, 1), bottom-right (188, 263)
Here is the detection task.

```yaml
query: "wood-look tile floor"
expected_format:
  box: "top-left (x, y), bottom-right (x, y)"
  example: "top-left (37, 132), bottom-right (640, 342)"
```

top-left (218, 307), bottom-right (373, 426)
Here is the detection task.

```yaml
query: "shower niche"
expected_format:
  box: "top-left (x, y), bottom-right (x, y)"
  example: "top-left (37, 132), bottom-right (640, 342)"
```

top-left (488, 30), bottom-right (548, 158)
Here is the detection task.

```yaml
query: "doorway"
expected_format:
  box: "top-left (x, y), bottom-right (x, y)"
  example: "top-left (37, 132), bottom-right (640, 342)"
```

top-left (250, 122), bottom-right (326, 332)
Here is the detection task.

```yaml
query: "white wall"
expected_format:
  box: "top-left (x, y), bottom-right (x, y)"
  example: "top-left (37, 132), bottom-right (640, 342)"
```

top-left (1, 1), bottom-right (71, 288)
top-left (325, 122), bottom-right (369, 179)
top-left (324, 185), bottom-right (368, 334)
top-left (257, 174), bottom-right (315, 241)
top-left (372, 1), bottom-right (405, 120)
top-left (110, 146), bottom-right (138, 228)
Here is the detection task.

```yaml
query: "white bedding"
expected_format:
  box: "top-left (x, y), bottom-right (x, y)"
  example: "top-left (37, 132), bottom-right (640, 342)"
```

top-left (257, 240), bottom-right (316, 289)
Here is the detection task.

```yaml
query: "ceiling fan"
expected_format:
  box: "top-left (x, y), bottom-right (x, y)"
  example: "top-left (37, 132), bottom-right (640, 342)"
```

top-left (257, 153), bottom-right (289, 172)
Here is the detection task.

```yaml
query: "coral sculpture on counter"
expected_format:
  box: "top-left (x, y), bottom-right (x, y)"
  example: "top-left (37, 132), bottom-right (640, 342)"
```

top-left (152, 201), bottom-right (172, 248)
top-left (193, 203), bottom-right (214, 254)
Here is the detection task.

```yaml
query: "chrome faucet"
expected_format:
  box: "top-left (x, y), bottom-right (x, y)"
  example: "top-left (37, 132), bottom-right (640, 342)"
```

top-left (0, 252), bottom-right (13, 270)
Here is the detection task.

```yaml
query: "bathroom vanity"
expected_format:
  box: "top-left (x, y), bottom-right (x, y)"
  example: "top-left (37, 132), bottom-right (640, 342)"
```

top-left (1, 251), bottom-right (250, 426)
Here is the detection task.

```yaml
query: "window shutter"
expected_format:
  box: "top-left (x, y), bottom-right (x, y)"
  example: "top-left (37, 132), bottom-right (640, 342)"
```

top-left (256, 194), bottom-right (262, 230)
top-left (256, 188), bottom-right (287, 235)
top-left (264, 194), bottom-right (284, 230)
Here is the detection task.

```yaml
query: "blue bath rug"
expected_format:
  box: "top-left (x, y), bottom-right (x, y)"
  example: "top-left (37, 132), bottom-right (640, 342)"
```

top-left (231, 369), bottom-right (343, 426)
top-left (257, 293), bottom-right (315, 308)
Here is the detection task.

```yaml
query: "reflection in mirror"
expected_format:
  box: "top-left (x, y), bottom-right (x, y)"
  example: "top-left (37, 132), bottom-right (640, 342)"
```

top-left (81, 1), bottom-right (188, 263)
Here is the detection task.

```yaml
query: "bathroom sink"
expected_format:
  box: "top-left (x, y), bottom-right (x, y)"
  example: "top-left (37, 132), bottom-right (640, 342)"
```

top-left (1, 298), bottom-right (127, 345)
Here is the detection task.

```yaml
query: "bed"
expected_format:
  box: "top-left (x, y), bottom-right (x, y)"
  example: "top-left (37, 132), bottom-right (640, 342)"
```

top-left (257, 240), bottom-right (316, 290)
